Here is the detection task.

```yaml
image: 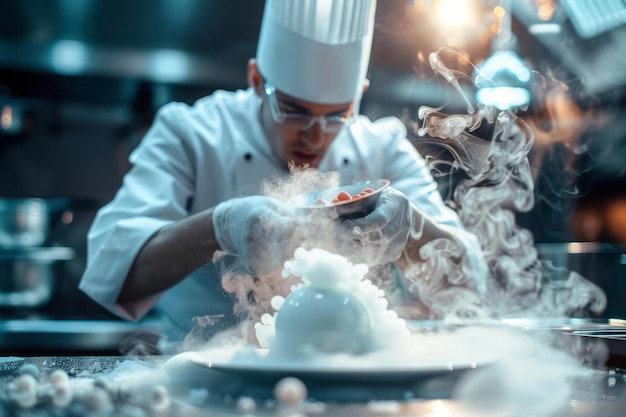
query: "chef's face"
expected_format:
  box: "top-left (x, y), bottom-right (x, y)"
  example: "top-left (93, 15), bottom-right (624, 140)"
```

top-left (248, 60), bottom-right (355, 168)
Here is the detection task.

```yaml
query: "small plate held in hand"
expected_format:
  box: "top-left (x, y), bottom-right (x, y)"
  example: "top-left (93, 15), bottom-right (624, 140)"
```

top-left (290, 179), bottom-right (390, 219)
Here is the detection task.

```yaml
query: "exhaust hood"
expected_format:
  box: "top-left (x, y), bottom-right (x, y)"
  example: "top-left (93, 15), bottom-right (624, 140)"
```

top-left (513, 0), bottom-right (626, 99)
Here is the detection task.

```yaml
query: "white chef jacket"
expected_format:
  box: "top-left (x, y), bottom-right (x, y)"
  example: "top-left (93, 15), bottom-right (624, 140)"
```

top-left (79, 87), bottom-right (477, 340)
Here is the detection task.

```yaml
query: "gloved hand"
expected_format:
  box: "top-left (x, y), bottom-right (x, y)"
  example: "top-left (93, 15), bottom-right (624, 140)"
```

top-left (334, 187), bottom-right (413, 266)
top-left (213, 196), bottom-right (298, 274)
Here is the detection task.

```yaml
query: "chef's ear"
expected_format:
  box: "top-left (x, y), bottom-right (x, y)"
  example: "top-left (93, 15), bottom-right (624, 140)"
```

top-left (362, 78), bottom-right (370, 94)
top-left (247, 58), bottom-right (264, 97)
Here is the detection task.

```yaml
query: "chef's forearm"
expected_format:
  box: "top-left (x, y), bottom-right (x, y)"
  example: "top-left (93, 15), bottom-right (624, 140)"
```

top-left (118, 208), bottom-right (220, 302)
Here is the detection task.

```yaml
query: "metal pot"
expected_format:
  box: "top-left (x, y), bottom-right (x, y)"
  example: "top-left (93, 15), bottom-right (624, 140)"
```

top-left (0, 198), bottom-right (48, 247)
top-left (0, 247), bottom-right (74, 307)
top-left (0, 198), bottom-right (76, 247)
top-left (535, 242), bottom-right (626, 319)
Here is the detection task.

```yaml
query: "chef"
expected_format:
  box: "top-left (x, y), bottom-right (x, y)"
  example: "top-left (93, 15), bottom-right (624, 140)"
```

top-left (79, 0), bottom-right (487, 344)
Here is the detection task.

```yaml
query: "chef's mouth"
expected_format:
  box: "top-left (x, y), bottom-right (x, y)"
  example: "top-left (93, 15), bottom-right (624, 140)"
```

top-left (290, 150), bottom-right (322, 166)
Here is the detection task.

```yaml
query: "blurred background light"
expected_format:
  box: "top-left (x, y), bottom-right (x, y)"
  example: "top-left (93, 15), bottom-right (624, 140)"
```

top-left (474, 49), bottom-right (531, 110)
top-left (474, 0), bottom-right (532, 110)
top-left (147, 49), bottom-right (191, 83)
top-left (50, 40), bottom-right (89, 74)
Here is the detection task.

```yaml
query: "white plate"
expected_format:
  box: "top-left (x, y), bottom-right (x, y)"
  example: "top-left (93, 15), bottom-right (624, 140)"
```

top-left (163, 347), bottom-right (493, 403)
top-left (186, 347), bottom-right (491, 382)
top-left (161, 326), bottom-right (507, 403)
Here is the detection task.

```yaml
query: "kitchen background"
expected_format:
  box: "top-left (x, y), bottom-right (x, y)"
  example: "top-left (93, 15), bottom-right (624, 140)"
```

top-left (1, 1), bottom-right (625, 329)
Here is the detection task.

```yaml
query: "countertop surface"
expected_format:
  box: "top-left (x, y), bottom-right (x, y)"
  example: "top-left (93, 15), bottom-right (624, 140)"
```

top-left (0, 354), bottom-right (625, 417)
top-left (1, 319), bottom-right (626, 416)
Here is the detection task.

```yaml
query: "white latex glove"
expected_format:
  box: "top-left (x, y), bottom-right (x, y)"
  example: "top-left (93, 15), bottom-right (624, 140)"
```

top-left (335, 187), bottom-right (413, 266)
top-left (213, 196), bottom-right (298, 274)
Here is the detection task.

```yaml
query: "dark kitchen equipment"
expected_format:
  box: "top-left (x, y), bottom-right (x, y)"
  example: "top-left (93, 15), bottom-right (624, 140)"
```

top-left (535, 242), bottom-right (626, 319)
top-left (501, 317), bottom-right (626, 369)
top-left (0, 318), bottom-right (163, 356)
top-left (0, 198), bottom-right (76, 247)
top-left (0, 246), bottom-right (73, 308)
top-left (290, 179), bottom-right (390, 220)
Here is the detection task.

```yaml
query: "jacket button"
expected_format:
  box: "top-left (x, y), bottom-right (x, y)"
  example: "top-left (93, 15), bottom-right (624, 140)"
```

top-left (343, 158), bottom-right (349, 165)
top-left (244, 153), bottom-right (253, 161)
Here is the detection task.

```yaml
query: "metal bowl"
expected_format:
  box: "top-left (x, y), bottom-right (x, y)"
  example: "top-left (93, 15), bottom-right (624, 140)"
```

top-left (289, 179), bottom-right (390, 220)
top-left (0, 247), bottom-right (74, 308)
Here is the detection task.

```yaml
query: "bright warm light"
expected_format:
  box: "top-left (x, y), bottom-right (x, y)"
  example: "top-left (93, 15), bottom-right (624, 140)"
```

top-left (606, 197), bottom-right (626, 246)
top-left (1, 106), bottom-right (12, 130)
top-left (535, 0), bottom-right (556, 21)
top-left (493, 5), bottom-right (506, 19)
top-left (432, 399), bottom-right (453, 416)
top-left (568, 242), bottom-right (585, 254)
top-left (435, 0), bottom-right (476, 29)
top-left (537, 5), bottom-right (555, 20)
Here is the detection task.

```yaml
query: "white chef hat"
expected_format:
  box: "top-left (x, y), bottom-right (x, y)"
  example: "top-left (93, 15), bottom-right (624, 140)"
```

top-left (256, 0), bottom-right (377, 104)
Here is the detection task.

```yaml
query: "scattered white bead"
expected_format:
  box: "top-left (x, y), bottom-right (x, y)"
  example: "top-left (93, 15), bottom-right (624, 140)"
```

top-left (146, 384), bottom-right (170, 414)
top-left (82, 386), bottom-right (114, 414)
top-left (49, 369), bottom-right (70, 386)
top-left (236, 396), bottom-right (257, 413)
top-left (18, 364), bottom-right (40, 379)
top-left (51, 382), bottom-right (73, 408)
top-left (12, 374), bottom-right (38, 409)
top-left (271, 296), bottom-right (285, 311)
top-left (261, 313), bottom-right (273, 324)
top-left (274, 377), bottom-right (307, 405)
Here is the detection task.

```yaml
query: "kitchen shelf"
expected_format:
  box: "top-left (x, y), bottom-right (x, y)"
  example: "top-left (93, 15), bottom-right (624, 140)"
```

top-left (0, 318), bottom-right (163, 356)
top-left (0, 246), bottom-right (74, 261)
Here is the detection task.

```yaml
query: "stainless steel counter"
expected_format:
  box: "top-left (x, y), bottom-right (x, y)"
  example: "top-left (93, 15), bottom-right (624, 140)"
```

top-left (0, 355), bottom-right (625, 416)
top-left (1, 319), bottom-right (625, 416)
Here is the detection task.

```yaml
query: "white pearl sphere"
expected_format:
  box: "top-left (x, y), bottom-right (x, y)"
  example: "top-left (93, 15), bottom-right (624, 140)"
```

top-left (274, 286), bottom-right (372, 355)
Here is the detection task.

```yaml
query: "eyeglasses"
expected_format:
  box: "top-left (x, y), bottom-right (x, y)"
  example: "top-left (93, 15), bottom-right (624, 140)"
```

top-left (263, 82), bottom-right (355, 134)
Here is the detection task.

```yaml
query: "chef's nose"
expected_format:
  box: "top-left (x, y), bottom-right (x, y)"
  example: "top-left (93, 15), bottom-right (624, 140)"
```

top-left (301, 120), bottom-right (326, 150)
